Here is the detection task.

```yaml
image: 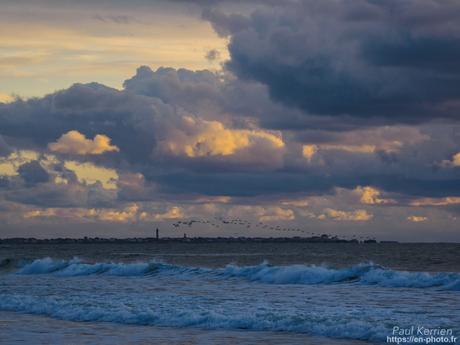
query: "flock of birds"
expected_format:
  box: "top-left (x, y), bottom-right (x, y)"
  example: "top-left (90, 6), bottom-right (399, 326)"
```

top-left (171, 217), bottom-right (374, 240)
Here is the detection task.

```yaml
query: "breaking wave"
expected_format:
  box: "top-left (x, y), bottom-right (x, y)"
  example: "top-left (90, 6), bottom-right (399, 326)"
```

top-left (0, 294), bottom-right (390, 342)
top-left (6, 257), bottom-right (460, 290)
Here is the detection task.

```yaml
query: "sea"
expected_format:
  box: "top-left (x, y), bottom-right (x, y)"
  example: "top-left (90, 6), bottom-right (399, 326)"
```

top-left (0, 242), bottom-right (459, 345)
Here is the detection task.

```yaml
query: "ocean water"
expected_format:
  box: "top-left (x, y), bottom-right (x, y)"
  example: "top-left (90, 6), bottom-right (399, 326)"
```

top-left (0, 242), bottom-right (459, 345)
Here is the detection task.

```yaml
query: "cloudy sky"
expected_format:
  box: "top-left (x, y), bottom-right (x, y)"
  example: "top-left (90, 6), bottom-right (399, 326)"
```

top-left (1, 0), bottom-right (459, 241)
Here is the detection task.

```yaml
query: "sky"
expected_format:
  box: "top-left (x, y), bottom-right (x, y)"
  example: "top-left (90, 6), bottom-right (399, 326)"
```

top-left (0, 0), bottom-right (459, 241)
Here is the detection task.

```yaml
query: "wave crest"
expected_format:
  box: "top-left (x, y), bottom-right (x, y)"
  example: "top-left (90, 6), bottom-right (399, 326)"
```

top-left (10, 257), bottom-right (460, 290)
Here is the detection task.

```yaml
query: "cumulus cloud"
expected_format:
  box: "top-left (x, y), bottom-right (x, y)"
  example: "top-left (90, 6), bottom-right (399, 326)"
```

top-left (0, 62), bottom-right (458, 239)
top-left (17, 161), bottom-right (50, 186)
top-left (0, 150), bottom-right (40, 177)
top-left (205, 1), bottom-right (460, 122)
top-left (354, 186), bottom-right (394, 205)
top-left (96, 204), bottom-right (139, 223)
top-left (48, 130), bottom-right (119, 155)
top-left (64, 161), bottom-right (118, 190)
top-left (0, 72), bottom-right (459, 203)
top-left (317, 208), bottom-right (373, 221)
top-left (158, 115), bottom-right (284, 159)
top-left (0, 1), bottom-right (459, 239)
top-left (440, 151), bottom-right (460, 167)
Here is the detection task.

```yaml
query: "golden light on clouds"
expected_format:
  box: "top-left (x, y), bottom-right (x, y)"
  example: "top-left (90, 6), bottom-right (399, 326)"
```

top-left (23, 204), bottom-right (141, 223)
top-left (49, 130), bottom-right (119, 155)
top-left (0, 150), bottom-right (39, 176)
top-left (354, 186), bottom-right (394, 205)
top-left (64, 160), bottom-right (118, 190)
top-left (318, 208), bottom-right (373, 221)
top-left (161, 116), bottom-right (284, 158)
top-left (452, 152), bottom-right (460, 166)
top-left (410, 197), bottom-right (460, 206)
top-left (97, 204), bottom-right (139, 223)
top-left (302, 144), bottom-right (317, 162)
top-left (151, 206), bottom-right (184, 221)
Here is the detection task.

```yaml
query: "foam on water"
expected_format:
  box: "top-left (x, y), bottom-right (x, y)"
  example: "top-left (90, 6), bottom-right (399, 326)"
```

top-left (9, 257), bottom-right (460, 290)
top-left (0, 294), bottom-right (390, 342)
top-left (1, 257), bottom-right (459, 343)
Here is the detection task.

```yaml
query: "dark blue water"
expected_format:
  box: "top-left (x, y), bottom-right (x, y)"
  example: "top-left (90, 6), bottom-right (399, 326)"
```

top-left (1, 242), bottom-right (459, 344)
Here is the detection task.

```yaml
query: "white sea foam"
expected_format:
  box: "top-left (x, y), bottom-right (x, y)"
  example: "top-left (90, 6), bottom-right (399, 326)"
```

top-left (11, 258), bottom-right (460, 290)
top-left (0, 294), bottom-right (389, 342)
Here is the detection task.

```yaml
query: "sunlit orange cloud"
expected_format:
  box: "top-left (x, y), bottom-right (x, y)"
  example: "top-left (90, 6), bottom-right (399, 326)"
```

top-left (317, 208), bottom-right (373, 221)
top-left (0, 150), bottom-right (39, 176)
top-left (354, 186), bottom-right (395, 205)
top-left (301, 127), bottom-right (428, 162)
top-left (410, 197), bottom-right (460, 206)
top-left (49, 130), bottom-right (119, 155)
top-left (64, 161), bottom-right (118, 190)
top-left (23, 204), bottom-right (140, 223)
top-left (194, 196), bottom-right (232, 204)
top-left (160, 116), bottom-right (284, 158)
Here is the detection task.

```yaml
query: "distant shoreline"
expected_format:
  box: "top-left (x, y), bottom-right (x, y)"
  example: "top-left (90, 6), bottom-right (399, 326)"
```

top-left (0, 236), bottom-right (391, 244)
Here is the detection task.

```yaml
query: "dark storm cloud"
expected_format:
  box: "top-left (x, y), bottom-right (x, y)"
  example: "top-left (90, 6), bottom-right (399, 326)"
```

top-left (6, 182), bottom-right (116, 208)
top-left (17, 161), bottom-right (49, 186)
top-left (1, 65), bottom-right (459, 206)
top-left (204, 0), bottom-right (460, 122)
top-left (153, 169), bottom-right (460, 199)
top-left (123, 65), bottom-right (341, 132)
top-left (0, 82), bottom-right (175, 164)
top-left (123, 66), bottom-right (222, 115)
top-left (154, 171), bottom-right (337, 197)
